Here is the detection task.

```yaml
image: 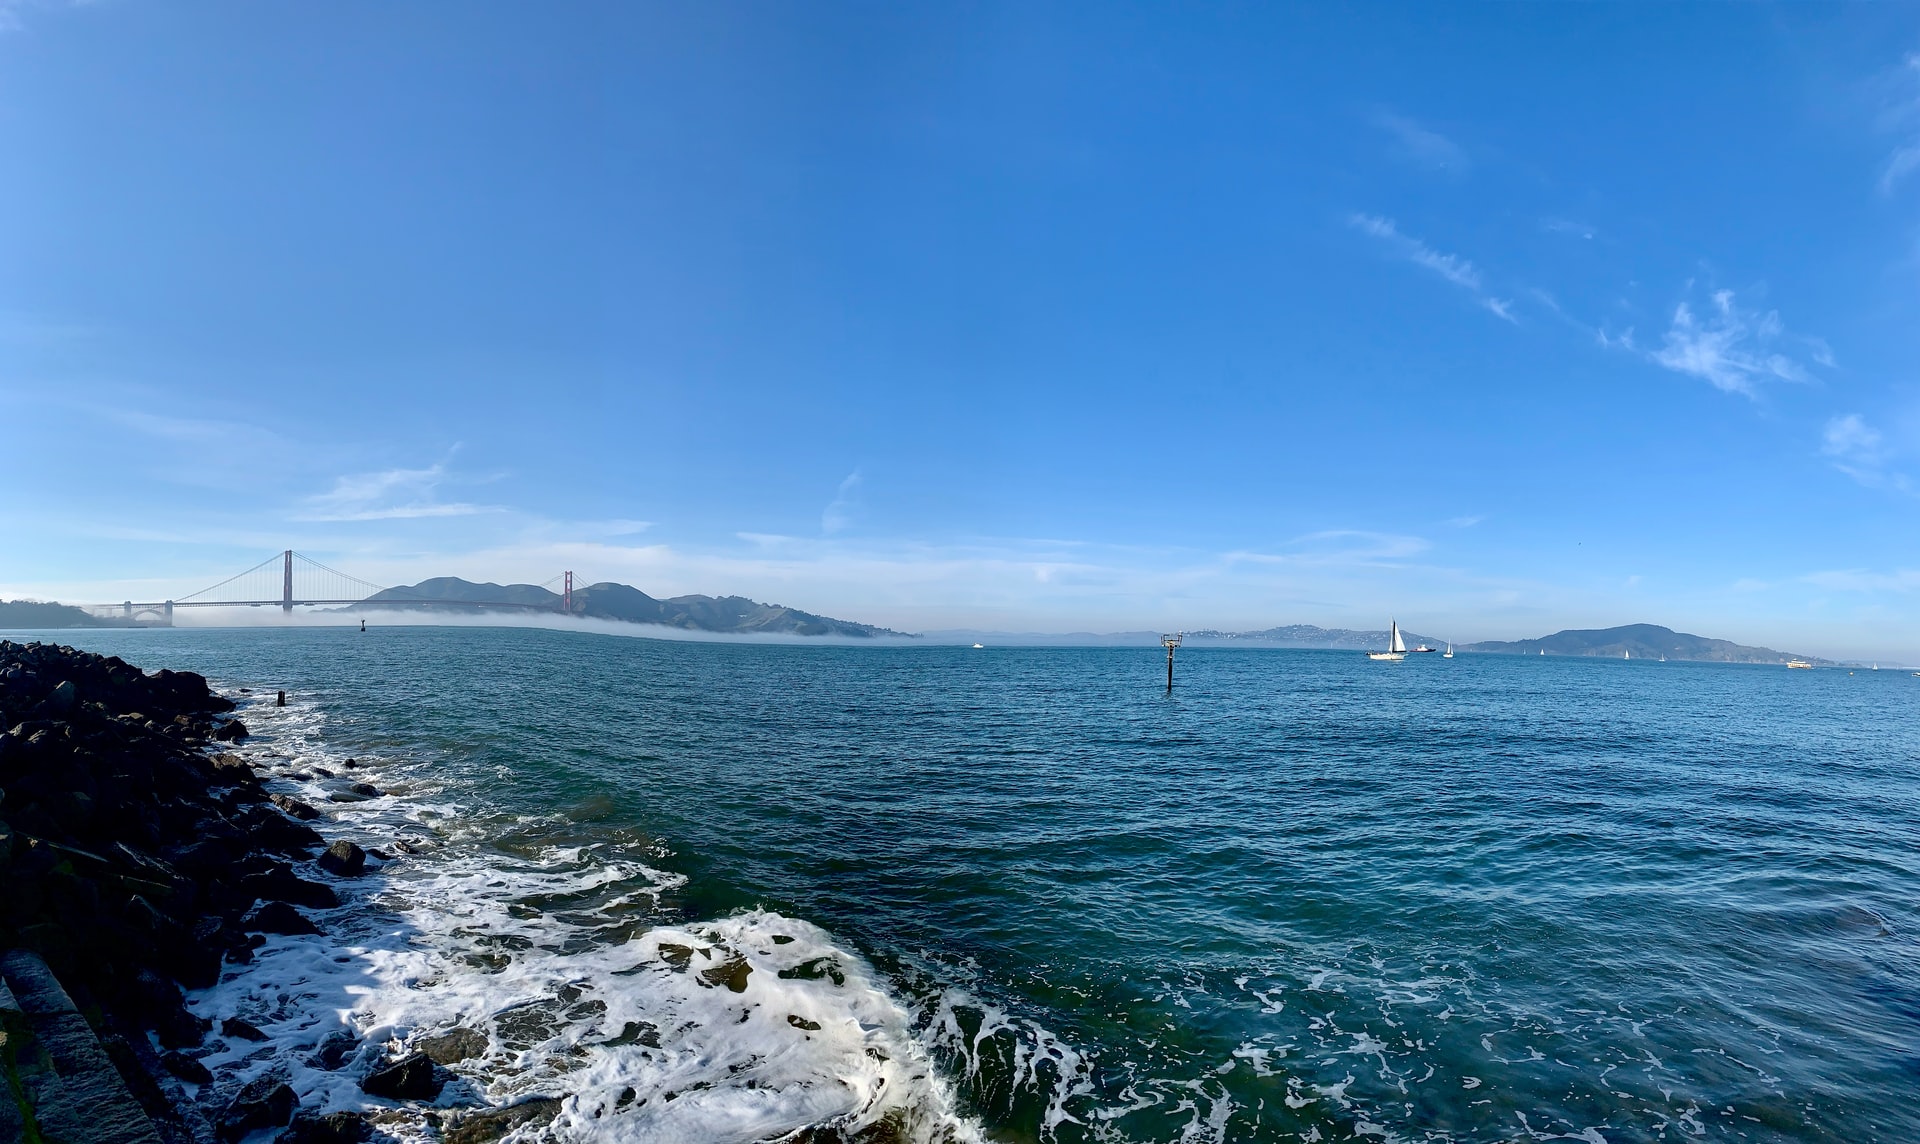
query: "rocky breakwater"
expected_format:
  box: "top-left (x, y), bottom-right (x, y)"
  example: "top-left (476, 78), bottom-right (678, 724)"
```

top-left (0, 641), bottom-right (370, 1143)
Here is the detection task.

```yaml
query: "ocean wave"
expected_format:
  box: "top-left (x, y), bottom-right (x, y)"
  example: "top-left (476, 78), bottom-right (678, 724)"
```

top-left (184, 691), bottom-right (986, 1143)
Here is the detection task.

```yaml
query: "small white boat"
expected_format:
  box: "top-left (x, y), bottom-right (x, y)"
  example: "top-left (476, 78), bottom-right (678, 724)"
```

top-left (971, 643), bottom-right (984, 649)
top-left (1443, 644), bottom-right (1454, 659)
top-left (1786, 660), bottom-right (1813, 670)
top-left (1367, 619), bottom-right (1407, 661)
top-left (1539, 648), bottom-right (1545, 656)
top-left (1623, 649), bottom-right (1630, 660)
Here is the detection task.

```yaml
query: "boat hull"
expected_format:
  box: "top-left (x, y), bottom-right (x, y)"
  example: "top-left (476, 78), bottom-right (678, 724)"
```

top-left (1366, 652), bottom-right (1405, 662)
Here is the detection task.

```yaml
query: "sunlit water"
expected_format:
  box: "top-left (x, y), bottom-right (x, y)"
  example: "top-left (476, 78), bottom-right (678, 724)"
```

top-left (33, 626), bottom-right (1920, 1142)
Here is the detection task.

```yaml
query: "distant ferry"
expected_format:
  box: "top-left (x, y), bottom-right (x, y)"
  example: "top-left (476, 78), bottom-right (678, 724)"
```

top-left (1786, 660), bottom-right (1813, 670)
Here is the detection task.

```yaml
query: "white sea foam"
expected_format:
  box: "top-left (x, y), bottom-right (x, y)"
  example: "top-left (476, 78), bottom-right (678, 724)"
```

top-left (184, 691), bottom-right (983, 1143)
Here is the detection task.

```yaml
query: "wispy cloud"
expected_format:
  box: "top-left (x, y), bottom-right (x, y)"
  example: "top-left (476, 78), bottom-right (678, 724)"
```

top-left (1349, 214), bottom-right (1517, 323)
top-left (1541, 218), bottom-right (1597, 240)
top-left (1228, 529), bottom-right (1431, 567)
top-left (1820, 413), bottom-right (1912, 493)
top-left (1444, 515), bottom-right (1485, 528)
top-left (821, 470), bottom-right (862, 534)
top-left (1878, 52), bottom-right (1920, 194)
top-left (297, 462), bottom-right (494, 522)
top-left (1647, 288), bottom-right (1819, 397)
top-left (1371, 111), bottom-right (1470, 175)
top-left (1801, 567), bottom-right (1920, 592)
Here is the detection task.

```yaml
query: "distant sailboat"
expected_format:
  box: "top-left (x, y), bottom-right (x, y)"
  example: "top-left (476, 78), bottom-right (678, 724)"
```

top-left (1623, 649), bottom-right (1630, 660)
top-left (971, 643), bottom-right (984, 649)
top-left (1539, 648), bottom-right (1545, 656)
top-left (1366, 619), bottom-right (1407, 662)
top-left (1443, 643), bottom-right (1454, 659)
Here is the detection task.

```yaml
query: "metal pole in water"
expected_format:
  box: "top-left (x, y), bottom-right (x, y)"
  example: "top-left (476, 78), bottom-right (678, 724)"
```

top-left (1161, 632), bottom-right (1183, 691)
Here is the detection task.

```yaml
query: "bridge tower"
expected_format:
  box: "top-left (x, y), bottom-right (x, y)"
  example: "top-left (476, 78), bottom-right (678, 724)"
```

top-left (563, 571), bottom-right (573, 615)
top-left (282, 549), bottom-right (294, 614)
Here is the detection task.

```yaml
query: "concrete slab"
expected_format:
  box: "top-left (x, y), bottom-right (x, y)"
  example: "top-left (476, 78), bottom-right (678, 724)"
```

top-left (1, 950), bottom-right (164, 1144)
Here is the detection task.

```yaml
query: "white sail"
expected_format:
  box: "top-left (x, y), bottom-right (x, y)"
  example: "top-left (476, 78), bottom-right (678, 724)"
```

top-left (1389, 620), bottom-right (1405, 653)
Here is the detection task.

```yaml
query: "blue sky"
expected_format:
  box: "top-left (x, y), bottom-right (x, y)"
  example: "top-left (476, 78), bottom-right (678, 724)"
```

top-left (3, 3), bottom-right (1919, 658)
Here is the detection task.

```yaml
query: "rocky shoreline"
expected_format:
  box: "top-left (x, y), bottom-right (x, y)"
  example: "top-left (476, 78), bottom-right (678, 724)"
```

top-left (0, 640), bottom-right (529, 1144)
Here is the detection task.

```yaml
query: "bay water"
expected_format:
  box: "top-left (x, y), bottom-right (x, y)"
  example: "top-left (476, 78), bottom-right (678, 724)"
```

top-left (36, 625), bottom-right (1920, 1142)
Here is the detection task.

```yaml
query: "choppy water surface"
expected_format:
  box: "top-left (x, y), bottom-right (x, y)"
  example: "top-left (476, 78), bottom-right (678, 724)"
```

top-left (45, 627), bottom-right (1920, 1142)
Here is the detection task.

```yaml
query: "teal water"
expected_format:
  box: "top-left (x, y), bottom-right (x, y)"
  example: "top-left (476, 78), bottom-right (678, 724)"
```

top-left (34, 626), bottom-right (1920, 1142)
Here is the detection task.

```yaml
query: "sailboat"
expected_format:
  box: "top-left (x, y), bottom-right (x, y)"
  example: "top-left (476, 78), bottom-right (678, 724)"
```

top-left (1366, 619), bottom-right (1407, 662)
top-left (1443, 643), bottom-right (1454, 659)
top-left (1623, 649), bottom-right (1630, 660)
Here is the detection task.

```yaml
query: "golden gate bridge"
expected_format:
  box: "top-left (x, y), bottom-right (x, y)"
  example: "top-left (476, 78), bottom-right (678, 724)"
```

top-left (93, 551), bottom-right (579, 626)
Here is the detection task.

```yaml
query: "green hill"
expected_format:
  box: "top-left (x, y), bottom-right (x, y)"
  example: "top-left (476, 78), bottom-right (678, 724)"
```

top-left (1462, 623), bottom-right (1825, 664)
top-left (0, 600), bottom-right (106, 629)
top-left (354, 577), bottom-right (909, 638)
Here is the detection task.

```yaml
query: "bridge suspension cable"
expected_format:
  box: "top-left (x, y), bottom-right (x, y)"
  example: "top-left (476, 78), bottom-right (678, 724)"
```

top-left (104, 551), bottom-right (583, 617)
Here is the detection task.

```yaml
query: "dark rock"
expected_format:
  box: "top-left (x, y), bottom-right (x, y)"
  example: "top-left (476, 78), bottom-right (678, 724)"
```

top-left (241, 808), bottom-right (326, 856)
top-left (161, 1050), bottom-right (214, 1084)
top-left (416, 1025), bottom-right (489, 1065)
top-left (341, 758), bottom-right (359, 769)
top-left (700, 954), bottom-right (752, 993)
top-left (306, 1030), bottom-right (361, 1071)
top-left (445, 1097), bottom-right (565, 1144)
top-left (244, 901), bottom-right (322, 935)
top-left (360, 1051), bottom-right (445, 1101)
top-left (269, 793), bottom-right (321, 821)
top-left (156, 1001), bottom-right (212, 1049)
top-left (277, 1110), bottom-right (374, 1143)
top-left (222, 1015), bottom-right (269, 1042)
top-left (317, 839), bottom-right (366, 877)
top-left (213, 719), bottom-right (249, 742)
top-left (239, 866), bottom-right (339, 909)
top-left (219, 1077), bottom-right (298, 1142)
top-left (309, 767), bottom-right (334, 778)
top-left (348, 782), bottom-right (381, 797)
top-left (209, 753), bottom-right (256, 783)
top-left (48, 680), bottom-right (77, 713)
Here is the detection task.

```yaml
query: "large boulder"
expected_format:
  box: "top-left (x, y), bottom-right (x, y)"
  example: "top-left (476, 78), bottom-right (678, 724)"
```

top-left (276, 1110), bottom-right (374, 1143)
top-left (269, 793), bottom-right (321, 821)
top-left (243, 901), bottom-right (322, 935)
top-left (218, 1077), bottom-right (298, 1142)
top-left (316, 839), bottom-right (366, 877)
top-left (416, 1025), bottom-right (488, 1065)
top-left (239, 866), bottom-right (339, 910)
top-left (445, 1097), bottom-right (565, 1144)
top-left (359, 1051), bottom-right (445, 1101)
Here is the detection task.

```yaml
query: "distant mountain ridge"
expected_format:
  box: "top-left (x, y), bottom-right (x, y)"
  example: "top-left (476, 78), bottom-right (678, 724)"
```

top-left (354, 577), bottom-right (910, 638)
top-left (1461, 623), bottom-right (1828, 664)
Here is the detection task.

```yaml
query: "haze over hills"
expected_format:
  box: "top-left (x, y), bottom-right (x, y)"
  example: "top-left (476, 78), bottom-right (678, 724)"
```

top-left (1461, 624), bottom-right (1828, 664)
top-left (353, 577), bottom-right (910, 638)
top-left (1186, 624), bottom-right (1448, 650)
top-left (0, 600), bottom-right (110, 628)
top-left (0, 593), bottom-right (1849, 663)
